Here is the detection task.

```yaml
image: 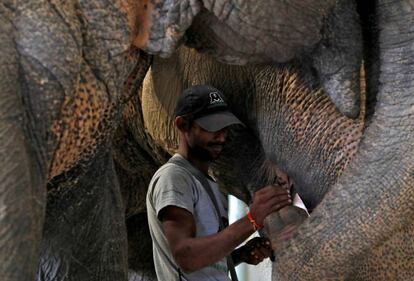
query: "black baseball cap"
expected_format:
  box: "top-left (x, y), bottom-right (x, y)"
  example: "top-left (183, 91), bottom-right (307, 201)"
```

top-left (174, 85), bottom-right (244, 132)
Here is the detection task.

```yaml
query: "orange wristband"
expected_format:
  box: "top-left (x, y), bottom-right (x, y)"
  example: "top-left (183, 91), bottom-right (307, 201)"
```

top-left (247, 211), bottom-right (263, 231)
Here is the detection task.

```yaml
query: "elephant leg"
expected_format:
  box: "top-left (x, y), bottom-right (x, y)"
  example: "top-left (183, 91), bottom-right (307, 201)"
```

top-left (37, 149), bottom-right (127, 281)
top-left (0, 12), bottom-right (47, 281)
top-left (125, 213), bottom-right (156, 281)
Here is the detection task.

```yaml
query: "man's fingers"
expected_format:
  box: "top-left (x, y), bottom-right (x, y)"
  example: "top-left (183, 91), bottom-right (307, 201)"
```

top-left (262, 194), bottom-right (291, 208)
top-left (264, 195), bottom-right (291, 210)
top-left (261, 239), bottom-right (272, 249)
top-left (270, 201), bottom-right (291, 213)
top-left (250, 250), bottom-right (265, 260)
top-left (256, 246), bottom-right (272, 258)
top-left (246, 238), bottom-right (273, 260)
top-left (256, 185), bottom-right (290, 199)
top-left (251, 197), bottom-right (291, 223)
top-left (250, 250), bottom-right (265, 262)
top-left (250, 186), bottom-right (292, 224)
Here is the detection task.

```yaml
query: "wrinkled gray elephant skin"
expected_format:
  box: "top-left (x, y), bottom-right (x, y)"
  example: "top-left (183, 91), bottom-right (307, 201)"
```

top-left (1, 1), bottom-right (414, 281)
top-left (1, 1), bottom-right (151, 281)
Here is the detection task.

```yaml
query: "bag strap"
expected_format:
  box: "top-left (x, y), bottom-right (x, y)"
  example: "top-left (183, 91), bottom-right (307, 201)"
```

top-left (168, 156), bottom-right (239, 281)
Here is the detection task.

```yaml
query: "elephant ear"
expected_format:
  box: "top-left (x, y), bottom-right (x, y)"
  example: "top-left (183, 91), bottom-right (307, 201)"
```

top-left (186, 1), bottom-right (337, 64)
top-left (134, 0), bottom-right (204, 57)
top-left (135, 0), bottom-right (336, 63)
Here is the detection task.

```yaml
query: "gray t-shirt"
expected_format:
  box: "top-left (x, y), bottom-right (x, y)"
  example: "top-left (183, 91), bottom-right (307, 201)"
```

top-left (146, 154), bottom-right (230, 281)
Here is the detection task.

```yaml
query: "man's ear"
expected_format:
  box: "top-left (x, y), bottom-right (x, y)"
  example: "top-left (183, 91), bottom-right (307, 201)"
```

top-left (175, 116), bottom-right (190, 132)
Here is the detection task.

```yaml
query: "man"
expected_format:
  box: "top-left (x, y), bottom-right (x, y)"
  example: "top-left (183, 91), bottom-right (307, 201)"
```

top-left (146, 85), bottom-right (292, 280)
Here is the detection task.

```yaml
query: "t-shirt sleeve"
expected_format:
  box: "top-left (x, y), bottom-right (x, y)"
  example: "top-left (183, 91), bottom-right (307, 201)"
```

top-left (151, 166), bottom-right (196, 219)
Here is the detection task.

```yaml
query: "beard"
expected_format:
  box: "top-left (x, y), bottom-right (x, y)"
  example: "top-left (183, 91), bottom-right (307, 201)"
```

top-left (188, 142), bottom-right (224, 162)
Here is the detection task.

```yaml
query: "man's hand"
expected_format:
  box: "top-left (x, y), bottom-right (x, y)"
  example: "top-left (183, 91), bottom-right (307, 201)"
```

top-left (249, 185), bottom-right (292, 227)
top-left (232, 237), bottom-right (273, 265)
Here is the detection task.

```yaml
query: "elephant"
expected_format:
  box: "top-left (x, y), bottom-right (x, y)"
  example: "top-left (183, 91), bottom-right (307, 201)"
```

top-left (1, 1), bottom-right (152, 280)
top-left (1, 1), bottom-right (414, 281)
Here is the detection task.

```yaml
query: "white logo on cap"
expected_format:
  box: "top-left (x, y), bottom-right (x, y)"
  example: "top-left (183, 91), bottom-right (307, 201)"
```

top-left (209, 92), bottom-right (224, 104)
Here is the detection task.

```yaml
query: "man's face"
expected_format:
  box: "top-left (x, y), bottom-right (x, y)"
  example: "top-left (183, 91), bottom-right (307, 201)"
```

top-left (186, 122), bottom-right (228, 162)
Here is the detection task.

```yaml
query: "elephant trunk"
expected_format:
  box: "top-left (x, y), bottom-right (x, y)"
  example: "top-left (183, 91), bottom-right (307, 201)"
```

top-left (254, 66), bottom-right (365, 210)
top-left (272, 1), bottom-right (414, 280)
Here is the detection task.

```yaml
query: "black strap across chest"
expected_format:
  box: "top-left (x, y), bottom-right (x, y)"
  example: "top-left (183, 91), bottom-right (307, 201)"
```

top-left (168, 156), bottom-right (239, 281)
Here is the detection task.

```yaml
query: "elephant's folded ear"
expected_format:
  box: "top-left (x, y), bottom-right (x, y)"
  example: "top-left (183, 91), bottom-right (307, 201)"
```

top-left (133, 1), bottom-right (337, 64)
top-left (186, 1), bottom-right (337, 64)
top-left (133, 0), bottom-right (203, 57)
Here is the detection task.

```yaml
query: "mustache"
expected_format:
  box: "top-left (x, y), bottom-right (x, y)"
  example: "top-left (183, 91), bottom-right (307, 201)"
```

top-left (207, 141), bottom-right (226, 147)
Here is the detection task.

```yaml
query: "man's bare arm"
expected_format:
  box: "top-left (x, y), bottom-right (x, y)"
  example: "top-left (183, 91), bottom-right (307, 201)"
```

top-left (161, 206), bottom-right (255, 272)
top-left (160, 185), bottom-right (291, 273)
